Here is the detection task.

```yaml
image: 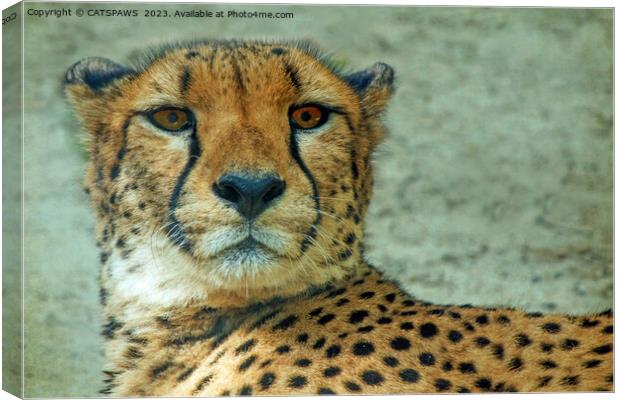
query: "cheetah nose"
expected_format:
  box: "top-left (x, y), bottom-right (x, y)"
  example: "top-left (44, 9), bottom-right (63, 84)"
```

top-left (212, 173), bottom-right (286, 220)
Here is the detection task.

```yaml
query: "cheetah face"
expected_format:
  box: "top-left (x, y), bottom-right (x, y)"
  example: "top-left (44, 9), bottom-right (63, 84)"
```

top-left (65, 41), bottom-right (394, 305)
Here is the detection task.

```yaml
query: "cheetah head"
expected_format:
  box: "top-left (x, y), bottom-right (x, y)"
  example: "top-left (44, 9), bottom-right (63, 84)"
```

top-left (65, 40), bottom-right (394, 308)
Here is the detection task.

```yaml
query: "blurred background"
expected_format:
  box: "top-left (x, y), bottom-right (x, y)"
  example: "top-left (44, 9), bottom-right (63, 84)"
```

top-left (7, 3), bottom-right (613, 397)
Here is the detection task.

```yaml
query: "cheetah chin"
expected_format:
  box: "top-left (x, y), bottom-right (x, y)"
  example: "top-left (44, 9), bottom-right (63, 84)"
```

top-left (65, 39), bottom-right (613, 396)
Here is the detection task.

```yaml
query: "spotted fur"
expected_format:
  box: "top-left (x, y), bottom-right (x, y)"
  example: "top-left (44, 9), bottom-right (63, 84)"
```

top-left (65, 40), bottom-right (612, 395)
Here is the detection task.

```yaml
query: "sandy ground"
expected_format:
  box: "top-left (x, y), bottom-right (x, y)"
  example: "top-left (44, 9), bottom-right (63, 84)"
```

top-left (4, 4), bottom-right (612, 397)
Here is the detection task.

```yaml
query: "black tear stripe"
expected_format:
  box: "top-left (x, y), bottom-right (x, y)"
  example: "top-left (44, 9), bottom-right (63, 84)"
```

top-left (180, 66), bottom-right (192, 94)
top-left (110, 116), bottom-right (134, 180)
top-left (167, 129), bottom-right (202, 252)
top-left (289, 133), bottom-right (322, 253)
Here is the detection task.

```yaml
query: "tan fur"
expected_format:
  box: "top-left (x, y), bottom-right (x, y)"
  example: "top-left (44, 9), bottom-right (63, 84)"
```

top-left (65, 40), bottom-right (612, 395)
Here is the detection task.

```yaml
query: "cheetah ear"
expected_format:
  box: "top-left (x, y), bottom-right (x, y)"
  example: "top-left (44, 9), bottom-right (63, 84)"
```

top-left (64, 57), bottom-right (134, 98)
top-left (64, 57), bottom-right (134, 132)
top-left (343, 62), bottom-right (395, 116)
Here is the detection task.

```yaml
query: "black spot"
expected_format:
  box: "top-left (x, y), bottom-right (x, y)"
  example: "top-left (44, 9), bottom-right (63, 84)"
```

top-left (400, 369), bottom-right (420, 383)
top-left (235, 339), bottom-right (257, 355)
top-left (561, 339), bottom-right (580, 350)
top-left (125, 346), bottom-right (143, 359)
top-left (185, 50), bottom-right (199, 59)
top-left (400, 311), bottom-right (418, 316)
top-left (538, 376), bottom-right (552, 388)
top-left (361, 370), bottom-right (384, 386)
top-left (385, 293), bottom-right (396, 303)
top-left (442, 361), bottom-right (453, 371)
top-left (345, 381), bottom-right (361, 392)
top-left (352, 341), bottom-right (375, 356)
top-left (288, 375), bottom-right (307, 389)
top-left (475, 378), bottom-right (492, 391)
top-left (151, 361), bottom-right (173, 378)
top-left (435, 379), bottom-right (452, 391)
top-left (402, 299), bottom-right (416, 307)
top-left (540, 343), bottom-right (554, 353)
top-left (419, 353), bottom-right (435, 366)
top-left (284, 62), bottom-right (301, 89)
top-left (603, 325), bottom-right (613, 334)
top-left (515, 333), bottom-right (532, 347)
top-left (273, 315), bottom-right (298, 330)
top-left (177, 367), bottom-right (196, 382)
top-left (457, 387), bottom-right (471, 393)
top-left (526, 312), bottom-right (543, 318)
top-left (259, 360), bottom-right (273, 369)
top-left (238, 385), bottom-right (253, 396)
top-left (275, 345), bottom-right (291, 354)
top-left (592, 344), bottom-right (612, 354)
top-left (475, 337), bottom-right (490, 347)
top-left (318, 314), bottom-right (336, 325)
top-left (336, 298), bottom-right (349, 307)
top-left (295, 358), bottom-right (312, 367)
top-left (420, 323), bottom-right (438, 338)
top-left (325, 345), bottom-right (341, 358)
top-left (102, 317), bottom-right (123, 339)
top-left (448, 330), bottom-right (463, 343)
top-left (309, 307), bottom-right (323, 317)
top-left (391, 337), bottom-right (411, 351)
top-left (449, 311), bottom-right (462, 319)
top-left (357, 325), bottom-right (374, 333)
top-left (360, 291), bottom-right (375, 299)
top-left (508, 357), bottom-right (523, 371)
top-left (259, 372), bottom-right (276, 390)
top-left (313, 337), bottom-right (326, 349)
top-left (429, 309), bottom-right (445, 316)
top-left (239, 355), bottom-right (257, 372)
top-left (540, 360), bottom-right (557, 369)
top-left (383, 356), bottom-right (399, 367)
top-left (377, 317), bottom-right (392, 324)
top-left (463, 322), bottom-right (475, 331)
top-left (581, 318), bottom-right (600, 328)
top-left (497, 315), bottom-right (511, 324)
top-left (459, 362), bottom-right (477, 374)
top-left (584, 359), bottom-right (602, 368)
top-left (400, 322), bottom-right (414, 330)
top-left (475, 315), bottom-right (489, 325)
top-left (338, 249), bottom-right (353, 261)
top-left (492, 344), bottom-right (504, 359)
top-left (296, 333), bottom-right (309, 343)
top-left (561, 376), bottom-right (579, 386)
top-left (542, 322), bottom-right (561, 334)
top-left (180, 67), bottom-right (192, 93)
top-left (324, 366), bottom-right (341, 377)
top-left (326, 287), bottom-right (346, 298)
top-left (349, 310), bottom-right (369, 324)
top-left (344, 233), bottom-right (356, 245)
top-left (271, 47), bottom-right (286, 55)
top-left (318, 388), bottom-right (335, 395)
top-left (194, 374), bottom-right (213, 392)
top-left (377, 304), bottom-right (388, 312)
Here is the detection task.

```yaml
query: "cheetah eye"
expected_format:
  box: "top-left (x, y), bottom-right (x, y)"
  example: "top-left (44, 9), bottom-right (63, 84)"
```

top-left (290, 105), bottom-right (330, 131)
top-left (147, 108), bottom-right (194, 132)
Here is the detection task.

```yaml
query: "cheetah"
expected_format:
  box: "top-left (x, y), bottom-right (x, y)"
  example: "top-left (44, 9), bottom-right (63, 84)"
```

top-left (64, 40), bottom-right (613, 395)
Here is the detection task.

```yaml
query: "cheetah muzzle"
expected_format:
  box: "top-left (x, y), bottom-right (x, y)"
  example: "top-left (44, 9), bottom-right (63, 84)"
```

top-left (64, 40), bottom-right (613, 395)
